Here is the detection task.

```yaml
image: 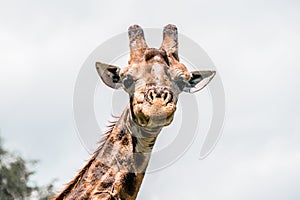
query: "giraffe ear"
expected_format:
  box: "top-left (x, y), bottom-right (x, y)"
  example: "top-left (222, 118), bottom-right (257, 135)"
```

top-left (96, 62), bottom-right (122, 89)
top-left (183, 71), bottom-right (216, 93)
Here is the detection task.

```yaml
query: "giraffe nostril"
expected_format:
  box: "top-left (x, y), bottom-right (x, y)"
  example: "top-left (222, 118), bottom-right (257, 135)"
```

top-left (145, 89), bottom-right (156, 103)
top-left (162, 91), bottom-right (173, 104)
top-left (150, 91), bottom-right (155, 101)
top-left (145, 88), bottom-right (173, 104)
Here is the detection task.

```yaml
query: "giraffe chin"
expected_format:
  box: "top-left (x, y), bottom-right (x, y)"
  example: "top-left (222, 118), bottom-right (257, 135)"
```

top-left (134, 112), bottom-right (175, 128)
top-left (132, 103), bottom-right (176, 128)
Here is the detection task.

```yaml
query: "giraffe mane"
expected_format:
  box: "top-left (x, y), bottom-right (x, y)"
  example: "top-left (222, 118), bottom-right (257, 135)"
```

top-left (53, 119), bottom-right (118, 200)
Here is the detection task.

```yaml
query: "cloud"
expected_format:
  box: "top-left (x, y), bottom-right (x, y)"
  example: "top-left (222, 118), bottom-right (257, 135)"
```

top-left (0, 0), bottom-right (299, 199)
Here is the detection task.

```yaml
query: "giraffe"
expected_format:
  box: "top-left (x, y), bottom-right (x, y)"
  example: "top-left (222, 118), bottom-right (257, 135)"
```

top-left (54, 24), bottom-right (216, 200)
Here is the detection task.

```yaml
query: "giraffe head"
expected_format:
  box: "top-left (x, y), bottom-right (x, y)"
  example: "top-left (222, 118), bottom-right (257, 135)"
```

top-left (96, 25), bottom-right (215, 128)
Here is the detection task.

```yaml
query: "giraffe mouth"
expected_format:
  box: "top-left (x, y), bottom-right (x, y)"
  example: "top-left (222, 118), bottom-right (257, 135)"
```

top-left (132, 102), bottom-right (176, 127)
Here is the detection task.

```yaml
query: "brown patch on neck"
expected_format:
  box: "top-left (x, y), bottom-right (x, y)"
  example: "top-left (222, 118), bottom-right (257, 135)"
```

top-left (53, 156), bottom-right (95, 200)
top-left (54, 108), bottom-right (161, 200)
top-left (121, 173), bottom-right (137, 196)
top-left (53, 123), bottom-right (115, 200)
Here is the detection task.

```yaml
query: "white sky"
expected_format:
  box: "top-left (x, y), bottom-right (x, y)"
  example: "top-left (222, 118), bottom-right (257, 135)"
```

top-left (0, 0), bottom-right (300, 199)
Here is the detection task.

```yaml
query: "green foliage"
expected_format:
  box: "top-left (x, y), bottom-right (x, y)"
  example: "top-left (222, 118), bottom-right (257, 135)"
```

top-left (0, 136), bottom-right (55, 200)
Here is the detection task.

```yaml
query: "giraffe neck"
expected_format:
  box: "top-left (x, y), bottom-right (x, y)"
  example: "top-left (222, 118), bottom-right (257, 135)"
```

top-left (122, 105), bottom-right (162, 153)
top-left (110, 105), bottom-right (162, 173)
top-left (55, 105), bottom-right (162, 200)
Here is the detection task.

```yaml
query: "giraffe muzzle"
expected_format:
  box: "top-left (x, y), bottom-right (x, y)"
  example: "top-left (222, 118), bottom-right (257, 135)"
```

top-left (145, 87), bottom-right (173, 105)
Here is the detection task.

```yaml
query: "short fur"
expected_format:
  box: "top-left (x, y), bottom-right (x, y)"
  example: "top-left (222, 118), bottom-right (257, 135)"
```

top-left (54, 24), bottom-right (215, 200)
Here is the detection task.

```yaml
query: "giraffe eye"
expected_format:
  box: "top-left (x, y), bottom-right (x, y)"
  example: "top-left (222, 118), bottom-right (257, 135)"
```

top-left (176, 79), bottom-right (187, 90)
top-left (123, 76), bottom-right (134, 88)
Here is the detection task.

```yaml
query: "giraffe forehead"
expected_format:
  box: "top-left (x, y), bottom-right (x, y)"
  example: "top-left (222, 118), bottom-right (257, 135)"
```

top-left (138, 64), bottom-right (173, 89)
top-left (127, 62), bottom-right (170, 80)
